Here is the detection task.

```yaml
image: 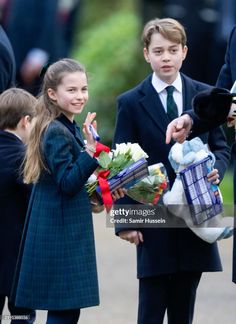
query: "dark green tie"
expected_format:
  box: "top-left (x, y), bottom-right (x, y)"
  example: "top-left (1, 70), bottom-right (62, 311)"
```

top-left (166, 85), bottom-right (178, 120)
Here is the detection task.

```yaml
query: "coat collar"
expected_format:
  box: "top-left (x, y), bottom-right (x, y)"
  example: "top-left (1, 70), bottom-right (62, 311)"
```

top-left (139, 75), bottom-right (172, 135)
top-left (138, 73), bottom-right (197, 135)
top-left (0, 130), bottom-right (23, 144)
top-left (181, 74), bottom-right (197, 112)
top-left (56, 114), bottom-right (85, 148)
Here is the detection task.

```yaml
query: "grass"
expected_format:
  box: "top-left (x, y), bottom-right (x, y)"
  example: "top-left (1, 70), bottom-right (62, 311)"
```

top-left (220, 169), bottom-right (234, 205)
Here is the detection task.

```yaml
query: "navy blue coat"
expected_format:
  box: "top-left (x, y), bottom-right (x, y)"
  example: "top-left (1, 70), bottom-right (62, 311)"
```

top-left (214, 25), bottom-right (236, 284)
top-left (216, 25), bottom-right (236, 90)
top-left (0, 25), bottom-right (15, 93)
top-left (13, 119), bottom-right (99, 310)
top-left (0, 131), bottom-right (30, 296)
top-left (4, 0), bottom-right (61, 94)
top-left (113, 73), bottom-right (230, 278)
top-left (5, 0), bottom-right (61, 70)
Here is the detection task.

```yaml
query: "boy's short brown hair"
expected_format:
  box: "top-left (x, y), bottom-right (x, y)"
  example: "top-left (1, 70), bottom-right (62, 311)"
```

top-left (0, 88), bottom-right (37, 130)
top-left (142, 18), bottom-right (187, 49)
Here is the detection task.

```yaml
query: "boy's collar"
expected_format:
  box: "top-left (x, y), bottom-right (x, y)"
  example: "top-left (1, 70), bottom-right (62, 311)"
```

top-left (152, 72), bottom-right (182, 93)
top-left (2, 129), bottom-right (22, 141)
top-left (0, 129), bottom-right (22, 142)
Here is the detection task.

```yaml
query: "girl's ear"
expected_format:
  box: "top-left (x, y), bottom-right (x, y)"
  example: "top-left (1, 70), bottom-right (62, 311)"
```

top-left (47, 88), bottom-right (57, 101)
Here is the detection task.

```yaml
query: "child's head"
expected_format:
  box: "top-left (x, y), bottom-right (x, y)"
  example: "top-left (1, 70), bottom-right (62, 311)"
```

top-left (142, 18), bottom-right (188, 84)
top-left (23, 58), bottom-right (88, 184)
top-left (142, 18), bottom-right (187, 50)
top-left (0, 88), bottom-right (37, 142)
top-left (40, 58), bottom-right (88, 121)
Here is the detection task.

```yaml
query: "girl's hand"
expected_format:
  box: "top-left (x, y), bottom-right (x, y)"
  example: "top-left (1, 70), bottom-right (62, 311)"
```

top-left (83, 112), bottom-right (97, 145)
top-left (207, 168), bottom-right (220, 185)
top-left (83, 112), bottom-right (97, 156)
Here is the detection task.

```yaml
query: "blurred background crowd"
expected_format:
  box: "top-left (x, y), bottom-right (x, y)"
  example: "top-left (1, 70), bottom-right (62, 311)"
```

top-left (0, 0), bottom-right (235, 202)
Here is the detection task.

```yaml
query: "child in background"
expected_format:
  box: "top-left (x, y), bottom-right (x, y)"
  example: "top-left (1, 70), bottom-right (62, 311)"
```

top-left (0, 88), bottom-right (37, 323)
top-left (11, 58), bottom-right (124, 324)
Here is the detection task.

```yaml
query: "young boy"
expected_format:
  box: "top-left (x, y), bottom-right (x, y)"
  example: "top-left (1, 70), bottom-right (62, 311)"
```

top-left (0, 88), bottom-right (36, 322)
top-left (113, 18), bottom-right (230, 324)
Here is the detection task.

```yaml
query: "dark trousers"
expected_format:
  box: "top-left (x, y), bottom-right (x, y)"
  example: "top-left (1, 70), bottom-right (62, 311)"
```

top-left (46, 309), bottom-right (81, 324)
top-left (138, 272), bottom-right (202, 324)
top-left (0, 295), bottom-right (35, 323)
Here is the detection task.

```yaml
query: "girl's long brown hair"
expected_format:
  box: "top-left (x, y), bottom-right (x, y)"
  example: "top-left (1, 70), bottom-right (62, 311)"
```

top-left (23, 58), bottom-right (86, 184)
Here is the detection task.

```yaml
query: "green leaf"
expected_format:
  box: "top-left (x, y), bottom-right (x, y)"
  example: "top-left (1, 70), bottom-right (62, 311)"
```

top-left (111, 154), bottom-right (127, 168)
top-left (108, 155), bottom-right (134, 178)
top-left (98, 151), bottom-right (112, 169)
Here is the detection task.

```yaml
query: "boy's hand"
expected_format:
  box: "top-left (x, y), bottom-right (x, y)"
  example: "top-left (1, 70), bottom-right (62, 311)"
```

top-left (112, 188), bottom-right (127, 201)
top-left (166, 114), bottom-right (193, 144)
top-left (207, 168), bottom-right (220, 185)
top-left (119, 230), bottom-right (144, 245)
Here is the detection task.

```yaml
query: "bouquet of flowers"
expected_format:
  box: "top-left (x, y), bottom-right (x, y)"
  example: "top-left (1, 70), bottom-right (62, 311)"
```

top-left (126, 163), bottom-right (169, 205)
top-left (86, 142), bottom-right (169, 212)
top-left (86, 142), bottom-right (149, 212)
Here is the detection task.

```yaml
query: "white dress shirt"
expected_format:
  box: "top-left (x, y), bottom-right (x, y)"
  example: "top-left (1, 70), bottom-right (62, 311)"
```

top-left (151, 73), bottom-right (183, 117)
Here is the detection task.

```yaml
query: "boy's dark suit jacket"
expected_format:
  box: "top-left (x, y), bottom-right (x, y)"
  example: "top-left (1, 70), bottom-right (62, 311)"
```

top-left (0, 131), bottom-right (30, 296)
top-left (0, 26), bottom-right (15, 93)
top-left (113, 73), bottom-right (230, 279)
top-left (216, 25), bottom-right (236, 284)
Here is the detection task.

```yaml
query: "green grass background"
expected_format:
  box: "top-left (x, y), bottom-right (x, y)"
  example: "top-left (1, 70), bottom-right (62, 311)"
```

top-left (220, 170), bottom-right (234, 205)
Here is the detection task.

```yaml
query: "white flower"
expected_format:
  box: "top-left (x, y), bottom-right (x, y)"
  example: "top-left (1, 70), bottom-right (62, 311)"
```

top-left (113, 142), bottom-right (148, 161)
top-left (113, 143), bottom-right (131, 156)
top-left (87, 173), bottom-right (97, 183)
top-left (129, 143), bottom-right (149, 161)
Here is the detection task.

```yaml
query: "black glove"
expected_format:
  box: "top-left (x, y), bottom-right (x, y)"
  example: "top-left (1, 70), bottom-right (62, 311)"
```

top-left (192, 87), bottom-right (235, 124)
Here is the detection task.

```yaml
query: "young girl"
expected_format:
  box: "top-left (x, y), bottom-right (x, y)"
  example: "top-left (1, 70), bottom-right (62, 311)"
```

top-left (11, 58), bottom-right (122, 323)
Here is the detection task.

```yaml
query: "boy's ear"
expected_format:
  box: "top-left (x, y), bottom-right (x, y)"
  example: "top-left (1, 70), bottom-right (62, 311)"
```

top-left (143, 48), bottom-right (150, 63)
top-left (182, 45), bottom-right (188, 60)
top-left (20, 115), bottom-right (31, 128)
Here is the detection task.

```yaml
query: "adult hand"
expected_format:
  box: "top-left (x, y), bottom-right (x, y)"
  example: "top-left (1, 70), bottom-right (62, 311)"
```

top-left (119, 230), bottom-right (144, 245)
top-left (166, 114), bottom-right (193, 144)
top-left (20, 49), bottom-right (48, 84)
top-left (20, 60), bottom-right (42, 84)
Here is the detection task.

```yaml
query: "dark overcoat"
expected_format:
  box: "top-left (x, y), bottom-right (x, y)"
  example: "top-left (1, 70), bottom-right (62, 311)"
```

top-left (0, 25), bottom-right (15, 93)
top-left (4, 0), bottom-right (61, 94)
top-left (12, 118), bottom-right (99, 310)
top-left (5, 0), bottom-right (61, 71)
top-left (113, 73), bottom-right (230, 279)
top-left (215, 24), bottom-right (236, 283)
top-left (0, 131), bottom-right (30, 296)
